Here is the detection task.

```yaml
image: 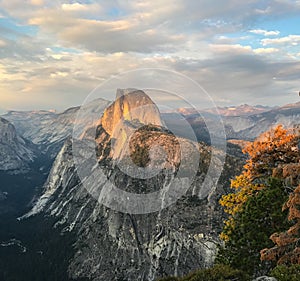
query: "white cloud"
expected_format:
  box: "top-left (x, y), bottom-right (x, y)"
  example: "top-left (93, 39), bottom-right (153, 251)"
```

top-left (250, 29), bottom-right (280, 36)
top-left (209, 44), bottom-right (252, 54)
top-left (61, 2), bottom-right (102, 14)
top-left (61, 3), bottom-right (89, 12)
top-left (253, 47), bottom-right (279, 54)
top-left (261, 35), bottom-right (300, 46)
top-left (27, 9), bottom-right (184, 53)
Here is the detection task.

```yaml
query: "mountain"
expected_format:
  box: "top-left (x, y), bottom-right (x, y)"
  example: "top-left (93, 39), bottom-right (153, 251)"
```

top-left (0, 117), bottom-right (35, 172)
top-left (224, 101), bottom-right (300, 140)
top-left (99, 88), bottom-right (164, 160)
top-left (3, 101), bottom-right (298, 155)
top-left (23, 89), bottom-right (243, 281)
top-left (1, 96), bottom-right (298, 280)
top-left (170, 102), bottom-right (299, 142)
top-left (2, 109), bottom-right (72, 158)
top-left (169, 104), bottom-right (274, 117)
top-left (2, 98), bottom-right (109, 158)
top-left (101, 88), bottom-right (164, 135)
top-left (205, 104), bottom-right (274, 117)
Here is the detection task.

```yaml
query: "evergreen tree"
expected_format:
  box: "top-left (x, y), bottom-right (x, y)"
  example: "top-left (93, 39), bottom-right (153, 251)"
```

top-left (261, 184), bottom-right (300, 265)
top-left (217, 178), bottom-right (290, 275)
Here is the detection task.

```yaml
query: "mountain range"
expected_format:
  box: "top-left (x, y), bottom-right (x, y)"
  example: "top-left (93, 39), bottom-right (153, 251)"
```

top-left (163, 102), bottom-right (300, 143)
top-left (0, 91), bottom-right (299, 280)
top-left (176, 104), bottom-right (274, 117)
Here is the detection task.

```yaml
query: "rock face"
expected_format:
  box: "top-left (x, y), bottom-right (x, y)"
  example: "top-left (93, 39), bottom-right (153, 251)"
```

top-left (0, 117), bottom-right (35, 171)
top-left (100, 89), bottom-right (164, 160)
top-left (26, 89), bottom-right (243, 280)
top-left (101, 89), bottom-right (163, 136)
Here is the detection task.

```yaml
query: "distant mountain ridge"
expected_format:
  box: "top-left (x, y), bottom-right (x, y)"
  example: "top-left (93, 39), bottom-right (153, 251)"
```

top-left (172, 104), bottom-right (275, 117)
top-left (2, 98), bottom-right (109, 158)
top-left (164, 102), bottom-right (299, 142)
top-left (209, 104), bottom-right (275, 117)
top-left (2, 100), bottom-right (299, 147)
top-left (223, 101), bottom-right (300, 140)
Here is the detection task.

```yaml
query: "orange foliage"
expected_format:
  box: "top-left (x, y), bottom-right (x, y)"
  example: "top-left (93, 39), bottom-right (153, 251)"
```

top-left (243, 125), bottom-right (299, 181)
top-left (221, 125), bottom-right (300, 242)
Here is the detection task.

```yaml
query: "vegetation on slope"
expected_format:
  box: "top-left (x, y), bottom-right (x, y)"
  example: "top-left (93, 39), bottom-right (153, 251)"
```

top-left (157, 264), bottom-right (250, 281)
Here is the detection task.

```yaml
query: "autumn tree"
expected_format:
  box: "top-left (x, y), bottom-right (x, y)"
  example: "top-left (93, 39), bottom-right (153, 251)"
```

top-left (260, 126), bottom-right (300, 267)
top-left (218, 125), bottom-right (300, 275)
top-left (243, 125), bottom-right (299, 180)
top-left (220, 125), bottom-right (299, 241)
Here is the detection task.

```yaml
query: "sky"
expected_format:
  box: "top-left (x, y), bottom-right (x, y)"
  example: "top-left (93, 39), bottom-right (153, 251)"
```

top-left (0, 0), bottom-right (300, 113)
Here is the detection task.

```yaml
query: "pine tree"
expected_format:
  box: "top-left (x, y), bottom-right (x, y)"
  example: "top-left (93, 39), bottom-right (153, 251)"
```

top-left (261, 185), bottom-right (300, 265)
top-left (217, 179), bottom-right (290, 275)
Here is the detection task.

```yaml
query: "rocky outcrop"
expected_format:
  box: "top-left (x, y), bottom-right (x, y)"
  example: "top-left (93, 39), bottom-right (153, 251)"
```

top-left (0, 117), bottom-right (35, 172)
top-left (99, 89), bottom-right (164, 160)
top-left (101, 89), bottom-right (163, 136)
top-left (25, 89), bottom-right (243, 280)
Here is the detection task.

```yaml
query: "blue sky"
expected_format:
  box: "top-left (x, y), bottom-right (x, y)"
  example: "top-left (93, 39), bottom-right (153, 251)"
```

top-left (0, 0), bottom-right (299, 112)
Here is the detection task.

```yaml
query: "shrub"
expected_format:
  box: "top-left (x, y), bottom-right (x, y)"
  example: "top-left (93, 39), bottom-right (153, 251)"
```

top-left (270, 264), bottom-right (300, 281)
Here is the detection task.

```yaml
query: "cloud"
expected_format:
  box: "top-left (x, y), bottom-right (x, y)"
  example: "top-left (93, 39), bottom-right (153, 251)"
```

top-left (1, 40), bottom-right (300, 111)
top-left (171, 43), bottom-right (300, 106)
top-left (27, 8), bottom-right (184, 53)
top-left (253, 47), bottom-right (279, 54)
top-left (252, 0), bottom-right (300, 17)
top-left (209, 44), bottom-right (252, 54)
top-left (1, 0), bottom-right (300, 111)
top-left (261, 35), bottom-right (300, 46)
top-left (2, 0), bottom-right (299, 55)
top-left (61, 3), bottom-right (92, 12)
top-left (250, 29), bottom-right (280, 36)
